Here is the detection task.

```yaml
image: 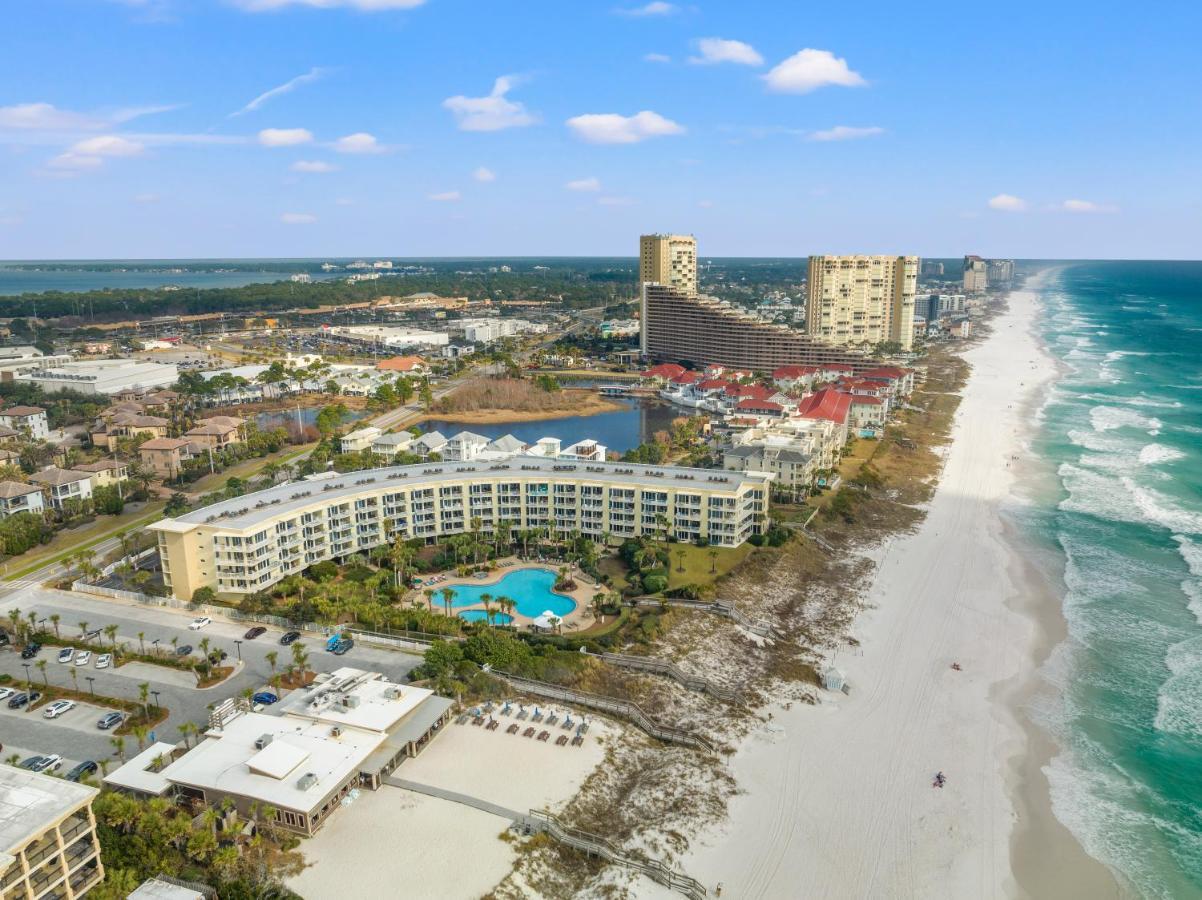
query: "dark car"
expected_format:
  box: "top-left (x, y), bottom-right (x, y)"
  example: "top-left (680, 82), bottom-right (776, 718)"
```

top-left (244, 626), bottom-right (267, 640)
top-left (331, 638), bottom-right (354, 656)
top-left (252, 692), bottom-right (278, 705)
top-left (279, 631), bottom-right (301, 646)
top-left (65, 761), bottom-right (98, 782)
top-left (8, 691), bottom-right (41, 709)
top-left (19, 755), bottom-right (47, 770)
top-left (20, 642), bottom-right (42, 660)
top-left (0, 630), bottom-right (9, 647)
top-left (176, 644), bottom-right (193, 656)
top-left (97, 712), bottom-right (124, 730)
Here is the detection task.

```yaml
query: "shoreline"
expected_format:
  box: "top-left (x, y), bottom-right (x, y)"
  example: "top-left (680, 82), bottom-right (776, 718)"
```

top-left (677, 282), bottom-right (1111, 897)
top-left (999, 274), bottom-right (1123, 898)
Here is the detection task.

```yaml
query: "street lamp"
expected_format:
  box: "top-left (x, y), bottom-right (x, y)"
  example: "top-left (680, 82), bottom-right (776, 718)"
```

top-left (85, 676), bottom-right (95, 697)
top-left (151, 690), bottom-right (161, 711)
top-left (233, 640), bottom-right (242, 661)
top-left (151, 639), bottom-right (160, 656)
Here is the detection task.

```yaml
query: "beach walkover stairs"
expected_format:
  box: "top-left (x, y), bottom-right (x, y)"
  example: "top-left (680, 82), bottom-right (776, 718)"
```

top-left (383, 777), bottom-right (707, 898)
top-left (629, 596), bottom-right (784, 640)
top-left (589, 651), bottom-right (743, 703)
top-left (489, 670), bottom-right (716, 753)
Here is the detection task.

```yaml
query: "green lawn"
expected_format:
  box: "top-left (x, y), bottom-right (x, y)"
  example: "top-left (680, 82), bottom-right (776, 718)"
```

top-left (4, 503), bottom-right (167, 582)
top-left (666, 542), bottom-right (755, 590)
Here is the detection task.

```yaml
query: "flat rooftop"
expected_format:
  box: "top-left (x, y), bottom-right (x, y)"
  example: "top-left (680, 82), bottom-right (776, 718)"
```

top-left (102, 742), bottom-right (177, 797)
top-left (0, 764), bottom-right (97, 854)
top-left (275, 669), bottom-right (434, 735)
top-left (160, 712), bottom-right (383, 811)
top-left (159, 457), bottom-right (770, 532)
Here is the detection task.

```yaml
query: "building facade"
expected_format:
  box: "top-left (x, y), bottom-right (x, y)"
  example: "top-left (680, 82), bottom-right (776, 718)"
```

top-left (0, 407), bottom-right (49, 441)
top-left (151, 458), bottom-right (773, 599)
top-left (639, 234), bottom-right (698, 295)
top-left (963, 255), bottom-right (988, 293)
top-left (986, 258), bottom-right (1015, 286)
top-left (641, 284), bottom-right (869, 372)
top-left (805, 255), bottom-right (919, 351)
top-left (0, 765), bottom-right (103, 900)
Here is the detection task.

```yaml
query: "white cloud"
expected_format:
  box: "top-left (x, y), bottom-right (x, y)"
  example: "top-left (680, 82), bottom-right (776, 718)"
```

top-left (48, 154), bottom-right (103, 172)
top-left (807, 125), bottom-right (884, 142)
top-left (0, 102), bottom-right (103, 131)
top-left (616, 1), bottom-right (676, 16)
top-left (643, 53), bottom-right (671, 64)
top-left (763, 49), bottom-right (866, 94)
top-left (232, 0), bottom-right (425, 10)
top-left (258, 127), bottom-right (313, 147)
top-left (333, 132), bottom-right (386, 154)
top-left (988, 193), bottom-right (1027, 212)
top-left (232, 67), bottom-right (329, 117)
top-left (443, 76), bottom-right (536, 132)
top-left (566, 110), bottom-right (684, 144)
top-left (566, 177), bottom-right (602, 192)
top-left (291, 159), bottom-right (338, 173)
top-left (72, 135), bottom-right (144, 157)
top-left (1062, 198), bottom-right (1117, 214)
top-left (597, 196), bottom-right (634, 206)
top-left (473, 166), bottom-right (496, 182)
top-left (429, 191), bottom-right (461, 202)
top-left (689, 38), bottom-right (763, 67)
top-left (280, 212), bottom-right (318, 224)
top-left (134, 193), bottom-right (160, 203)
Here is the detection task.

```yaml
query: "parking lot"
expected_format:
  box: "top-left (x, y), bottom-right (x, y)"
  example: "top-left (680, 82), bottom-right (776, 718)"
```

top-left (0, 586), bottom-right (422, 770)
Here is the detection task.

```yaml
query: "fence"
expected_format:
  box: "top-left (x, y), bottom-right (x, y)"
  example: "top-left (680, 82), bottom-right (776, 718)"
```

top-left (490, 671), bottom-right (714, 754)
top-left (527, 810), bottom-right (707, 899)
top-left (592, 652), bottom-right (742, 703)
top-left (383, 776), bottom-right (524, 821)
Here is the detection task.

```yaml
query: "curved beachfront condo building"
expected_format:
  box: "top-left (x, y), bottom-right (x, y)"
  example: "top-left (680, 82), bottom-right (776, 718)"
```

top-left (151, 458), bottom-right (774, 599)
top-left (639, 284), bottom-right (870, 373)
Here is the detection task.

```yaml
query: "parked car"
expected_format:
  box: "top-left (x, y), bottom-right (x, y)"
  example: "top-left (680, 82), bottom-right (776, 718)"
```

top-left (42, 699), bottom-right (76, 719)
top-left (27, 755), bottom-right (63, 773)
top-left (57, 648), bottom-right (75, 664)
top-left (189, 617), bottom-right (211, 631)
top-left (0, 688), bottom-right (14, 702)
top-left (244, 626), bottom-right (267, 639)
top-left (19, 756), bottom-right (47, 770)
top-left (96, 712), bottom-right (124, 730)
top-left (65, 760), bottom-right (98, 782)
top-left (176, 644), bottom-right (193, 657)
top-left (74, 650), bottom-right (91, 666)
top-left (252, 692), bottom-right (278, 705)
top-left (331, 638), bottom-right (354, 656)
top-left (8, 691), bottom-right (41, 709)
top-left (20, 642), bottom-right (42, 659)
top-left (95, 654), bottom-right (112, 669)
top-left (279, 631), bottom-right (301, 646)
top-left (0, 630), bottom-right (8, 647)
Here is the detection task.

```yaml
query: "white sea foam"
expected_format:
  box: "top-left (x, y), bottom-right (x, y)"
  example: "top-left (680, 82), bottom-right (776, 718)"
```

top-left (1058, 465), bottom-right (1202, 534)
top-left (1174, 536), bottom-right (1202, 624)
top-left (1089, 405), bottom-right (1162, 435)
top-left (1122, 478), bottom-right (1202, 535)
top-left (1138, 444), bottom-right (1186, 466)
top-left (1153, 635), bottom-right (1202, 737)
top-left (1067, 428), bottom-right (1130, 454)
top-left (1077, 393), bottom-right (1184, 410)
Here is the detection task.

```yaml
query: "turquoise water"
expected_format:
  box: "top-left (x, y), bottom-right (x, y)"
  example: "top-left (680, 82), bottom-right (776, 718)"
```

top-left (1018, 262), bottom-right (1202, 897)
top-left (447, 568), bottom-right (576, 617)
top-left (458, 610), bottom-right (515, 624)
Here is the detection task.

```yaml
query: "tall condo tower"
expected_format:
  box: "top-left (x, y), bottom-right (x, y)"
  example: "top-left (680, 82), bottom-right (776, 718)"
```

top-left (806, 255), bottom-right (919, 351)
top-left (639, 233), bottom-right (698, 295)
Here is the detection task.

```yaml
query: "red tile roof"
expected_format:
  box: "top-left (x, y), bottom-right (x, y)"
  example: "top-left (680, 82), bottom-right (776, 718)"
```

top-left (642, 363), bottom-right (686, 379)
top-left (670, 371), bottom-right (703, 385)
top-left (377, 355), bottom-right (427, 372)
top-left (850, 395), bottom-right (883, 406)
top-left (796, 388), bottom-right (852, 425)
top-left (697, 379), bottom-right (731, 390)
top-left (859, 366), bottom-right (911, 379)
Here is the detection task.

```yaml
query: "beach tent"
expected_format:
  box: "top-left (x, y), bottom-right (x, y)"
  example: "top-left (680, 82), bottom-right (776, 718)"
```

top-left (531, 611), bottom-right (557, 630)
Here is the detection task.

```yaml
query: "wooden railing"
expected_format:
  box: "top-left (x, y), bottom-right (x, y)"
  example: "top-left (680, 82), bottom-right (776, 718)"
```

top-left (593, 652), bottom-right (741, 703)
top-left (628, 596), bottom-right (782, 640)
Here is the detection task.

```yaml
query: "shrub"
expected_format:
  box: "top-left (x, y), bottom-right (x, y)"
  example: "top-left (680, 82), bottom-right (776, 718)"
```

top-left (191, 586), bottom-right (216, 605)
top-left (307, 560), bottom-right (339, 582)
top-left (641, 574), bottom-right (668, 594)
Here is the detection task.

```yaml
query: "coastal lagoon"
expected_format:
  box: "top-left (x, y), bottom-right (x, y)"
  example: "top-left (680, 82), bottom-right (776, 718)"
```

top-left (1017, 262), bottom-right (1202, 895)
top-left (0, 263), bottom-right (314, 295)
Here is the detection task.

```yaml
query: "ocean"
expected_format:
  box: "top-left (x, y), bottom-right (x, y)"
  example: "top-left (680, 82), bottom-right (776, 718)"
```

top-left (1016, 262), bottom-right (1202, 897)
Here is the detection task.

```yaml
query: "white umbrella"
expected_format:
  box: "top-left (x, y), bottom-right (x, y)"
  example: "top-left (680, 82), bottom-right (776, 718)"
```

top-left (531, 611), bottom-right (556, 629)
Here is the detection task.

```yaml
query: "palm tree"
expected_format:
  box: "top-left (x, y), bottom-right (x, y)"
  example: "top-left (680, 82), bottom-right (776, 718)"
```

top-left (676, 548), bottom-right (687, 573)
top-left (48, 614), bottom-right (61, 638)
top-left (592, 592), bottom-right (607, 623)
top-left (548, 615), bottom-right (561, 635)
top-left (423, 588), bottom-right (436, 612)
top-left (178, 721), bottom-right (195, 749)
top-left (708, 547), bottom-right (718, 574)
top-left (69, 668), bottom-right (78, 693)
top-left (4, 754), bottom-right (19, 766)
top-left (132, 724), bottom-right (148, 752)
top-left (265, 650), bottom-right (278, 679)
top-left (291, 642), bottom-right (309, 682)
top-left (440, 586), bottom-right (455, 618)
top-left (138, 682), bottom-right (151, 719)
top-left (104, 624), bottom-right (119, 648)
top-left (110, 735), bottom-right (127, 762)
top-left (77, 621), bottom-right (89, 639)
top-left (35, 659), bottom-right (48, 686)
top-left (137, 631), bottom-right (146, 654)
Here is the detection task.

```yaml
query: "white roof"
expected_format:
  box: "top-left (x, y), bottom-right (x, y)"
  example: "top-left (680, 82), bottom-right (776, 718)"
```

top-left (128, 877), bottom-right (208, 900)
top-left (247, 741), bottom-right (310, 779)
top-left (102, 742), bottom-right (176, 796)
top-left (0, 764), bottom-right (97, 854)
top-left (276, 669), bottom-right (434, 735)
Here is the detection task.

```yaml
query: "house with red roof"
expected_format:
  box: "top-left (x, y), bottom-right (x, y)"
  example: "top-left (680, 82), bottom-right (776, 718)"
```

top-left (859, 366), bottom-right (915, 396)
top-left (734, 398), bottom-right (786, 418)
top-left (772, 365), bottom-right (821, 391)
top-left (641, 363), bottom-right (686, 384)
top-left (848, 395), bottom-right (886, 430)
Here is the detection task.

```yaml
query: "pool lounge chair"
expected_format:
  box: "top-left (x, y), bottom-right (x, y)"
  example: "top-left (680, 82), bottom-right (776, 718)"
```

top-left (546, 712), bottom-right (559, 726)
top-left (571, 735), bottom-right (583, 747)
top-left (556, 735), bottom-right (569, 746)
top-left (537, 731), bottom-right (550, 742)
top-left (486, 718), bottom-right (499, 731)
top-left (506, 723), bottom-right (519, 735)
top-left (523, 727), bottom-right (536, 738)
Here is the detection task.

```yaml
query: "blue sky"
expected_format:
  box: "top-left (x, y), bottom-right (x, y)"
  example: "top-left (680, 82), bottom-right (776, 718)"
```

top-left (2, 0), bottom-right (1199, 259)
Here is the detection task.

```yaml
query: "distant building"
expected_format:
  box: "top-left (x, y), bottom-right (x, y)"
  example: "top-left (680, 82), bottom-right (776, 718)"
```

top-left (987, 258), bottom-right (1015, 287)
top-left (340, 426), bottom-right (383, 454)
top-left (184, 416), bottom-right (243, 451)
top-left (17, 360), bottom-right (178, 396)
top-left (139, 437), bottom-right (201, 479)
top-left (963, 255), bottom-right (988, 293)
top-left (805, 255), bottom-right (919, 351)
top-left (0, 764), bottom-right (103, 898)
top-left (328, 326), bottom-right (449, 350)
top-left (0, 405), bottom-right (49, 440)
top-left (639, 233), bottom-right (698, 295)
top-left (921, 260), bottom-right (944, 276)
top-left (0, 481), bottom-right (45, 518)
top-left (375, 355), bottom-right (428, 375)
top-left (290, 273), bottom-right (312, 284)
top-left (922, 293), bottom-right (968, 323)
top-left (600, 319), bottom-right (641, 338)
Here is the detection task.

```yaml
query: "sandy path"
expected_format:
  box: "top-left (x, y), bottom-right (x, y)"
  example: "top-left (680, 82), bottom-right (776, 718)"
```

top-left (680, 289), bottom-right (1071, 898)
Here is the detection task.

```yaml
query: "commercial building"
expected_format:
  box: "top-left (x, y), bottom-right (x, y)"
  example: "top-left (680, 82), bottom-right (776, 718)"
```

top-left (639, 234), bottom-right (698, 295)
top-left (963, 255), bottom-right (988, 293)
top-left (375, 356), bottom-right (428, 375)
top-left (104, 669), bottom-right (452, 837)
top-left (327, 326), bottom-right (450, 350)
top-left (0, 763), bottom-right (103, 899)
top-left (150, 458), bottom-right (773, 599)
top-left (0, 347), bottom-right (74, 382)
top-left (641, 284), bottom-right (868, 372)
top-left (17, 360), bottom-right (178, 396)
top-left (805, 255), bottom-right (919, 351)
top-left (0, 406), bottom-right (49, 441)
top-left (460, 318), bottom-right (545, 344)
top-left (922, 293), bottom-right (968, 323)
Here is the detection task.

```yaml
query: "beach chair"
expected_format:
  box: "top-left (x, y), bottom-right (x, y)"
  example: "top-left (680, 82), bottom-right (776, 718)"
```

top-left (571, 735), bottom-right (583, 747)
top-left (532, 707), bottom-right (543, 723)
top-left (522, 727), bottom-right (535, 738)
top-left (506, 723), bottom-right (519, 735)
top-left (516, 706), bottom-right (528, 720)
top-left (562, 715), bottom-right (574, 730)
top-left (501, 701), bottom-right (512, 716)
top-left (486, 718), bottom-right (499, 731)
top-left (537, 731), bottom-right (550, 742)
top-left (556, 735), bottom-right (569, 746)
top-left (471, 716), bottom-right (484, 726)
top-left (546, 712), bottom-right (559, 726)
top-left (455, 713), bottom-right (469, 725)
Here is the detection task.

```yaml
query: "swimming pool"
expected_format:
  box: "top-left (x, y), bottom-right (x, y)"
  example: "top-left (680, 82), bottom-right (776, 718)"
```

top-left (447, 568), bottom-right (576, 618)
top-left (458, 610), bottom-right (514, 625)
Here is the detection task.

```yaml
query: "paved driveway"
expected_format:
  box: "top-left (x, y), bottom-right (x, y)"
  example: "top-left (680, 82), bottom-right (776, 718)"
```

top-left (0, 586), bottom-right (422, 768)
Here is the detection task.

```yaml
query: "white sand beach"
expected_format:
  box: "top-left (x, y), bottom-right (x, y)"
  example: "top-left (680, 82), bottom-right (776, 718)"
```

top-left (678, 287), bottom-right (1114, 898)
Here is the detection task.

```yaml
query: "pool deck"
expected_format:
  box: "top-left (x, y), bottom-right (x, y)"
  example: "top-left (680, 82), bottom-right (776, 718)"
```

top-left (411, 559), bottom-right (597, 631)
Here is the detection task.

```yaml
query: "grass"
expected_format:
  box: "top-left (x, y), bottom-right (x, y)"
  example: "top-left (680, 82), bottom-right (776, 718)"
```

top-left (665, 542), bottom-right (756, 591)
top-left (4, 503), bottom-right (166, 581)
top-left (185, 441), bottom-right (317, 495)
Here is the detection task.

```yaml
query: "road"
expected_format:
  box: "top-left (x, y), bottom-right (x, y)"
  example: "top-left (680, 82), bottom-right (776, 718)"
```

top-left (0, 585), bottom-right (421, 770)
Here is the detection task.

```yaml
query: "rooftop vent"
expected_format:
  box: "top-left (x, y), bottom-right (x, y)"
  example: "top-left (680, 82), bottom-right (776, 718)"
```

top-left (254, 734), bottom-right (273, 750)
top-left (297, 772), bottom-right (319, 791)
